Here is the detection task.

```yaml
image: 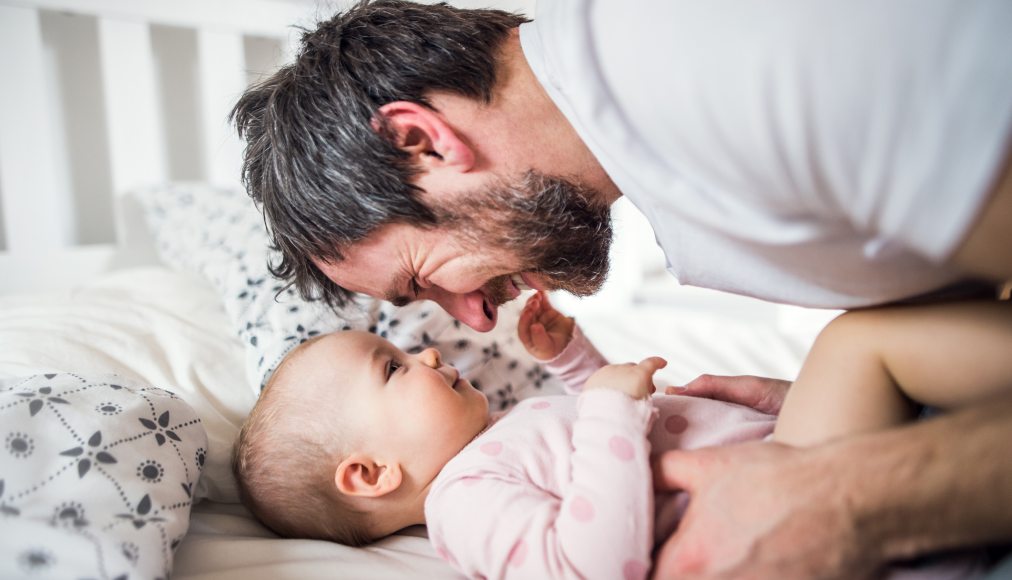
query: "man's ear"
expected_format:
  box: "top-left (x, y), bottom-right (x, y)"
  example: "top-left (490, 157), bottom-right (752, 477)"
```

top-left (334, 454), bottom-right (404, 498)
top-left (374, 101), bottom-right (475, 172)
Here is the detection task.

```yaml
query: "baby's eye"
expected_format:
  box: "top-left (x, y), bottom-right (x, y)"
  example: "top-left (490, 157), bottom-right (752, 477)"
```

top-left (386, 360), bottom-right (402, 380)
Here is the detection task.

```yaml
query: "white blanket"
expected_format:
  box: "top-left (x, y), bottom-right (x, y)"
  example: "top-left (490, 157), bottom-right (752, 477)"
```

top-left (0, 264), bottom-right (827, 578)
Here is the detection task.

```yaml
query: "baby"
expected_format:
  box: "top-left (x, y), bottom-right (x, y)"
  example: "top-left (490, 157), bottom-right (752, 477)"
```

top-left (234, 293), bottom-right (1009, 578)
top-left (233, 292), bottom-right (775, 576)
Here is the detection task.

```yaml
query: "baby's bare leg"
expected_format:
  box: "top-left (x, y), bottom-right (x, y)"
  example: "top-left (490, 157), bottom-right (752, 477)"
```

top-left (774, 300), bottom-right (1012, 447)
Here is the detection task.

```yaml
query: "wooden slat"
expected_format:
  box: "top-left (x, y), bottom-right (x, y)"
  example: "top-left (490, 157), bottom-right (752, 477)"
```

top-left (98, 16), bottom-right (168, 198)
top-left (0, 5), bottom-right (71, 252)
top-left (198, 28), bottom-right (246, 188)
top-left (0, 0), bottom-right (313, 38)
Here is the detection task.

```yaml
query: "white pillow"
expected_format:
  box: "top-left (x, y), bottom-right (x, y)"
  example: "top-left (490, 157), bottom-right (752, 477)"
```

top-left (0, 373), bottom-right (206, 579)
top-left (0, 268), bottom-right (252, 504)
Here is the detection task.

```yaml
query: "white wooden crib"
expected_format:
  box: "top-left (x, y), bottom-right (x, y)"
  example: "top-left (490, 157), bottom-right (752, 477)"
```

top-left (0, 0), bottom-right (307, 293)
top-left (0, 1), bottom-right (832, 578)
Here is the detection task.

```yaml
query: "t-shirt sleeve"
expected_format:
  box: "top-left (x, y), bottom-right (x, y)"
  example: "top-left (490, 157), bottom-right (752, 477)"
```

top-left (426, 390), bottom-right (656, 580)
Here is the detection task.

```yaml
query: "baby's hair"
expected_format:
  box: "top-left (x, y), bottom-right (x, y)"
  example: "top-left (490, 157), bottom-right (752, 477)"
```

top-left (232, 334), bottom-right (375, 546)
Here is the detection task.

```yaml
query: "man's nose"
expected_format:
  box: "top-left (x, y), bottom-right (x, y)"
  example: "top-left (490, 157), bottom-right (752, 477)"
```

top-left (428, 288), bottom-right (497, 333)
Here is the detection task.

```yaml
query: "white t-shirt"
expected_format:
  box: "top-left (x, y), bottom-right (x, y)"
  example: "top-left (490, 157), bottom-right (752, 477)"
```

top-left (519, 0), bottom-right (1012, 308)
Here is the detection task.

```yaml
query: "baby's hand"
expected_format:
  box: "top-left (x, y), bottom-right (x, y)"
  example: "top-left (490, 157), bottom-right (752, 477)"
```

top-left (584, 357), bottom-right (667, 400)
top-left (518, 291), bottom-right (575, 360)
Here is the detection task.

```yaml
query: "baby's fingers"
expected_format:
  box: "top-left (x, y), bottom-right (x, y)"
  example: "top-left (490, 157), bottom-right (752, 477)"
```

top-left (530, 322), bottom-right (553, 352)
top-left (517, 300), bottom-right (536, 347)
top-left (535, 290), bottom-right (553, 311)
top-left (637, 356), bottom-right (667, 375)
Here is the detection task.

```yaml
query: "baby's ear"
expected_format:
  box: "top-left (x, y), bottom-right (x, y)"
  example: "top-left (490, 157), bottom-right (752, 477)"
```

top-left (334, 454), bottom-right (403, 498)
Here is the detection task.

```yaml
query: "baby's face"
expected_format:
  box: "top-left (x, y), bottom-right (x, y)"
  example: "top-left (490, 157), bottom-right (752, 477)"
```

top-left (302, 331), bottom-right (490, 479)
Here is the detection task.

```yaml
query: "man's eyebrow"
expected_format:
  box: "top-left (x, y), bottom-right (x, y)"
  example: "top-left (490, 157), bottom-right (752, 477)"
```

top-left (383, 272), bottom-right (413, 307)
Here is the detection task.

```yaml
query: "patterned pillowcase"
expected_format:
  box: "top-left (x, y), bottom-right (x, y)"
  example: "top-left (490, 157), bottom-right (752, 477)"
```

top-left (0, 373), bottom-right (206, 579)
top-left (135, 182), bottom-right (562, 408)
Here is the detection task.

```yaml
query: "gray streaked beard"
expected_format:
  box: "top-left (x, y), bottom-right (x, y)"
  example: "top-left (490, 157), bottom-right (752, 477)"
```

top-left (441, 171), bottom-right (613, 303)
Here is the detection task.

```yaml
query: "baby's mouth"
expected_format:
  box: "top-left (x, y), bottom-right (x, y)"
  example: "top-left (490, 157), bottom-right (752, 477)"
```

top-left (450, 369), bottom-right (468, 390)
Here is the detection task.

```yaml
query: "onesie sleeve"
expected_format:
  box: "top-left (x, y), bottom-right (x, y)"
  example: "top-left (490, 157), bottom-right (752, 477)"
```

top-left (539, 324), bottom-right (610, 394)
top-left (426, 390), bottom-right (656, 580)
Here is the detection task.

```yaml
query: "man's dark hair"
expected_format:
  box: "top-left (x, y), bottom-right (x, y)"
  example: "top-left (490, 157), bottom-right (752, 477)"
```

top-left (231, 0), bottom-right (528, 306)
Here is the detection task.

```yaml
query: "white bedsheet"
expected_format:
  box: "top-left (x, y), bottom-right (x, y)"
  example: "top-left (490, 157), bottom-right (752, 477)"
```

top-left (0, 266), bottom-right (828, 578)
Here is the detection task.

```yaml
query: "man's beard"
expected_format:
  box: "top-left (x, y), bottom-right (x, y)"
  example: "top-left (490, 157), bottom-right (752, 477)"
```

top-left (441, 171), bottom-right (614, 306)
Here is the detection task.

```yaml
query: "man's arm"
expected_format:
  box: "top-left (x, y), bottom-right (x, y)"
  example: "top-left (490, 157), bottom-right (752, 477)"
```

top-left (651, 392), bottom-right (1012, 578)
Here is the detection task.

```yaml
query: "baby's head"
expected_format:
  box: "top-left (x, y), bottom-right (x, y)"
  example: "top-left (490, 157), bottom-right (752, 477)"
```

top-left (233, 330), bottom-right (489, 545)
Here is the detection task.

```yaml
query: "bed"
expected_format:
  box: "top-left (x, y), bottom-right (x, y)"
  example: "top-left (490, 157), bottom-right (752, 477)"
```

top-left (0, 0), bottom-right (836, 577)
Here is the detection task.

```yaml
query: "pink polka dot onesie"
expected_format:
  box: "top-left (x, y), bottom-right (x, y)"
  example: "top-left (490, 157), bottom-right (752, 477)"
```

top-left (424, 326), bottom-right (776, 579)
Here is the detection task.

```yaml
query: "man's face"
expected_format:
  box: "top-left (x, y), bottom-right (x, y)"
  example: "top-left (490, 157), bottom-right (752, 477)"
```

top-left (315, 172), bottom-right (614, 331)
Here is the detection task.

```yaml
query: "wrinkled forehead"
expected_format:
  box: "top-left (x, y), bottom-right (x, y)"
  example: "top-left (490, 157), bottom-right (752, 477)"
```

top-left (311, 222), bottom-right (461, 299)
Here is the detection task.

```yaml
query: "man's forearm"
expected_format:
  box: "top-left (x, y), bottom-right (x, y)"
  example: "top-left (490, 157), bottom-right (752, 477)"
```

top-left (827, 391), bottom-right (1012, 560)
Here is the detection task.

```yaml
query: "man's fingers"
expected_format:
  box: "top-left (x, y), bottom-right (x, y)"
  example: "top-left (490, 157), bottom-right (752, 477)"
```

top-left (681, 374), bottom-right (726, 396)
top-left (680, 374), bottom-right (791, 415)
top-left (652, 449), bottom-right (705, 492)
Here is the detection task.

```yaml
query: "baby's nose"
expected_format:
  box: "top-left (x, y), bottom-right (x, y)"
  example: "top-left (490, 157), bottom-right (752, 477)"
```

top-left (419, 347), bottom-right (442, 368)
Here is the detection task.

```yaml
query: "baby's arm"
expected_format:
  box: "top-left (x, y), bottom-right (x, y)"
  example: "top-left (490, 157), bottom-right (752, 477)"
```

top-left (775, 300), bottom-right (1012, 446)
top-left (518, 292), bottom-right (610, 393)
top-left (428, 360), bottom-right (664, 580)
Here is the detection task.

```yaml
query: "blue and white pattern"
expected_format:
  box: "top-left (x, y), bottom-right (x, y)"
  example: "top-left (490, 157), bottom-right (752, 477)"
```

top-left (136, 183), bottom-right (563, 409)
top-left (0, 373), bottom-right (206, 579)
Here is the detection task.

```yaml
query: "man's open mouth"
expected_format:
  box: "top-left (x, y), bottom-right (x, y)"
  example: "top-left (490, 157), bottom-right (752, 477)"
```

top-left (479, 272), bottom-right (544, 321)
top-left (482, 297), bottom-right (494, 320)
top-left (510, 273), bottom-right (534, 291)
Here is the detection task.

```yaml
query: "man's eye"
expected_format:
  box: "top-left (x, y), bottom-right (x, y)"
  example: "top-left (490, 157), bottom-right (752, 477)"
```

top-left (386, 360), bottom-right (402, 379)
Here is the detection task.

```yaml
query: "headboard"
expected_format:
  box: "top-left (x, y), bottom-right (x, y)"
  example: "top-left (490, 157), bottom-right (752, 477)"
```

top-left (0, 0), bottom-right (315, 294)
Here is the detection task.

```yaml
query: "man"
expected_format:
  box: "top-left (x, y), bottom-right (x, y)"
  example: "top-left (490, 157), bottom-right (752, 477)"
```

top-left (232, 0), bottom-right (1012, 577)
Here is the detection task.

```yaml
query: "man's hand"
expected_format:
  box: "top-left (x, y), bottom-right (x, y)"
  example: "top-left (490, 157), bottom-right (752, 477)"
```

top-left (667, 374), bottom-right (791, 415)
top-left (518, 291), bottom-right (575, 360)
top-left (651, 442), bottom-right (881, 579)
top-left (585, 357), bottom-right (666, 400)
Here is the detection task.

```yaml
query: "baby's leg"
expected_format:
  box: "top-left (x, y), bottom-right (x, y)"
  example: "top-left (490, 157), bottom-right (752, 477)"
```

top-left (774, 300), bottom-right (1012, 447)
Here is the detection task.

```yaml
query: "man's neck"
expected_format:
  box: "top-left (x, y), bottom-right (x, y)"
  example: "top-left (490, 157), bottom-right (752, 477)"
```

top-left (500, 31), bottom-right (622, 205)
top-left (430, 30), bottom-right (622, 207)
